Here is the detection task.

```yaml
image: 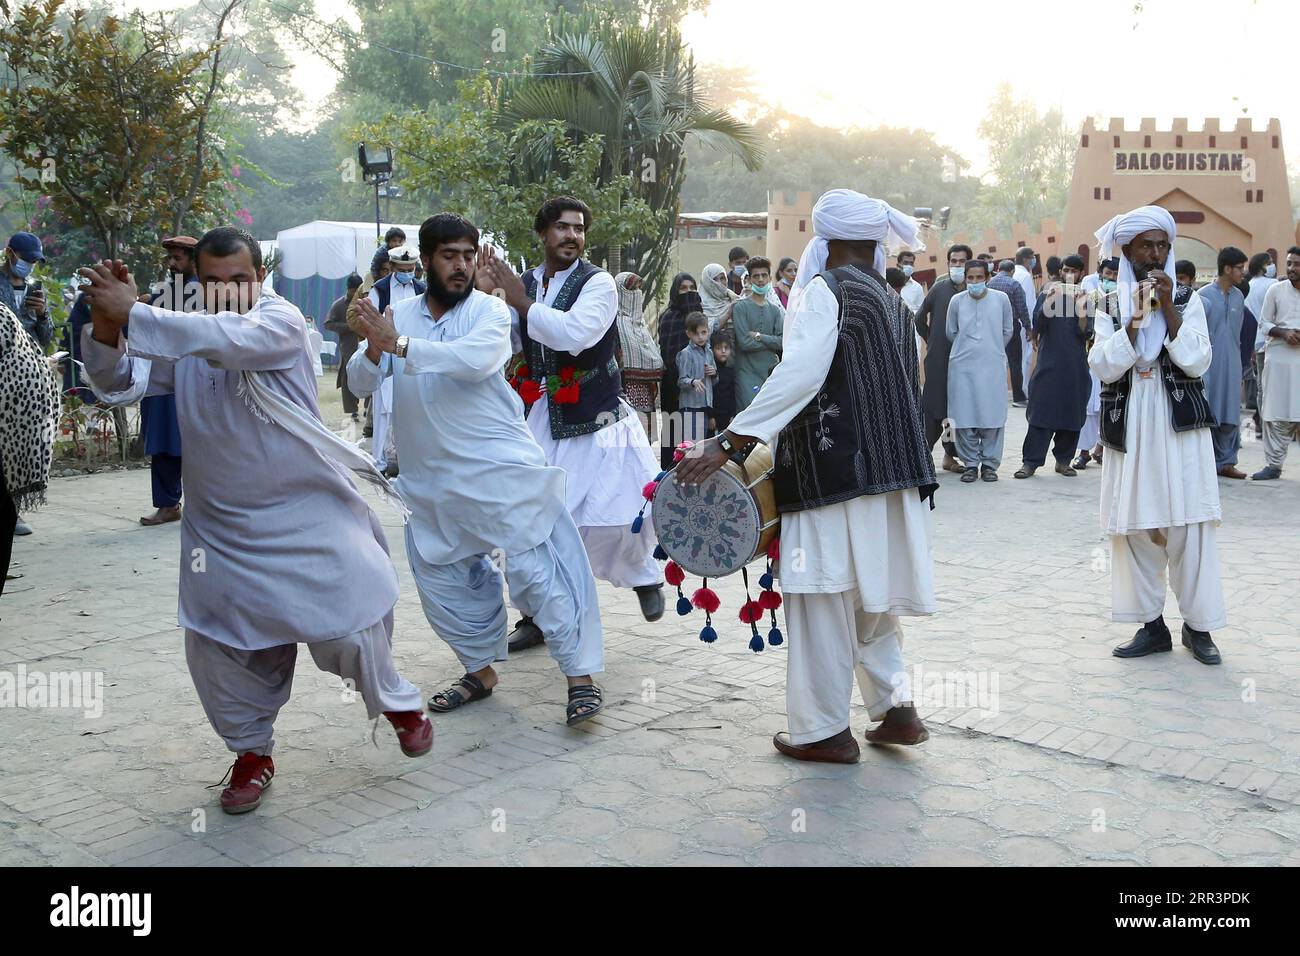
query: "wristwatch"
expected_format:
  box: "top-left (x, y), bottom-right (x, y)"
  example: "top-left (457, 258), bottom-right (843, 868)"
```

top-left (717, 433), bottom-right (737, 455)
top-left (394, 335), bottom-right (409, 358)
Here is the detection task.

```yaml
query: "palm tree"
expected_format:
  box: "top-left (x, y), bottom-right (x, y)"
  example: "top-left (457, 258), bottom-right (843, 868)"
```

top-left (499, 14), bottom-right (762, 300)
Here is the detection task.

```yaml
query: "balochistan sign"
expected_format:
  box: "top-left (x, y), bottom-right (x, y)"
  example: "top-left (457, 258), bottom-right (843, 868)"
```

top-left (1113, 150), bottom-right (1247, 175)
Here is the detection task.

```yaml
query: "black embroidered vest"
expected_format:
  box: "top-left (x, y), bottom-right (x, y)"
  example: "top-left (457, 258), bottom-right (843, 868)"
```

top-left (520, 260), bottom-right (624, 440)
top-left (1098, 285), bottom-right (1218, 453)
top-left (773, 266), bottom-right (938, 514)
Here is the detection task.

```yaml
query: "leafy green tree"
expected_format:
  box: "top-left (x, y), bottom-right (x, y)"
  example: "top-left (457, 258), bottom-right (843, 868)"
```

top-left (500, 13), bottom-right (760, 297)
top-left (972, 83), bottom-right (1076, 234)
top-left (0, 0), bottom-right (241, 277)
top-left (356, 79), bottom-right (657, 268)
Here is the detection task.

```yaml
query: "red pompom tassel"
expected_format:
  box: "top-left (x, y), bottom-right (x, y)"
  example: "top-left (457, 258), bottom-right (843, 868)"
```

top-left (767, 537), bottom-right (780, 562)
top-left (758, 589), bottom-right (782, 611)
top-left (664, 560), bottom-right (685, 587)
top-left (691, 587), bottom-right (721, 614)
top-left (673, 440), bottom-right (695, 463)
top-left (738, 599), bottom-right (764, 624)
top-left (519, 380), bottom-right (544, 404)
top-left (641, 480), bottom-right (659, 501)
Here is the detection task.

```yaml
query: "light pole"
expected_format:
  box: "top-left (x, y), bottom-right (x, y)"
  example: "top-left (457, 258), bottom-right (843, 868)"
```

top-left (358, 144), bottom-right (394, 241)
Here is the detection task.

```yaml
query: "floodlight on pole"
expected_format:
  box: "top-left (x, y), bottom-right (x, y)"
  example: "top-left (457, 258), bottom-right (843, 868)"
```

top-left (358, 144), bottom-right (395, 240)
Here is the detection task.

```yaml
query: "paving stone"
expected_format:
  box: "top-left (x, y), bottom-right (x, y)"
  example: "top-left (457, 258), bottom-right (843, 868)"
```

top-left (8, 421), bottom-right (1300, 867)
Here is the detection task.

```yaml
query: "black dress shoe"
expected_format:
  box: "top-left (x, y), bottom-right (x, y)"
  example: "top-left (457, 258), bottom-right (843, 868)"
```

top-left (1181, 624), bottom-right (1221, 665)
top-left (634, 583), bottom-right (665, 622)
top-left (507, 617), bottom-right (545, 652)
top-left (1113, 618), bottom-right (1173, 658)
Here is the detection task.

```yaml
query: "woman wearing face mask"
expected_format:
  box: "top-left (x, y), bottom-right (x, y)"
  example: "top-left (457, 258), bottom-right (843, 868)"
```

top-left (774, 257), bottom-right (797, 308)
top-left (657, 272), bottom-right (701, 468)
top-left (699, 262), bottom-right (739, 339)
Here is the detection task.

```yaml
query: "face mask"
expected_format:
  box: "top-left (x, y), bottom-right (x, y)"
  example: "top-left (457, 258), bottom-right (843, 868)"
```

top-left (10, 257), bottom-right (33, 279)
top-left (680, 291), bottom-right (703, 312)
top-left (968, 281), bottom-right (987, 297)
top-left (751, 282), bottom-right (772, 296)
top-left (1029, 258), bottom-right (1038, 270)
top-left (394, 270), bottom-right (413, 285)
top-left (949, 266), bottom-right (965, 284)
top-left (901, 264), bottom-right (914, 278)
top-left (1101, 279), bottom-right (1117, 293)
top-left (1266, 264), bottom-right (1277, 278)
top-left (733, 265), bottom-right (746, 276)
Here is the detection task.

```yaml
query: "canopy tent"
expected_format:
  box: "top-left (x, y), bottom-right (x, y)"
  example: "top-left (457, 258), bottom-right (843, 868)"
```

top-left (271, 220), bottom-right (419, 365)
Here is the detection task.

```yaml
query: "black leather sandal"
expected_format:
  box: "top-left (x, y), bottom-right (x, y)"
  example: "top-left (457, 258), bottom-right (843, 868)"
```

top-left (566, 683), bottom-right (603, 726)
top-left (428, 674), bottom-right (493, 713)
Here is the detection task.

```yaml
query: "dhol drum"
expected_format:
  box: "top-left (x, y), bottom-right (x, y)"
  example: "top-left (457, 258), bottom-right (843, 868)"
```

top-left (653, 444), bottom-right (779, 578)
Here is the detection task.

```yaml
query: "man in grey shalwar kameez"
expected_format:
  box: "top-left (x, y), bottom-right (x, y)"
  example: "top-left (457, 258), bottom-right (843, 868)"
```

top-left (946, 259), bottom-right (1014, 481)
top-left (1198, 247), bottom-right (1248, 478)
top-left (77, 228), bottom-right (431, 815)
top-left (347, 214), bottom-right (606, 726)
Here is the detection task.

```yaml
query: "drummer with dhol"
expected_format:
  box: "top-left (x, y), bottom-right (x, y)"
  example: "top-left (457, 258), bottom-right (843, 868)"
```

top-left (676, 189), bottom-right (939, 764)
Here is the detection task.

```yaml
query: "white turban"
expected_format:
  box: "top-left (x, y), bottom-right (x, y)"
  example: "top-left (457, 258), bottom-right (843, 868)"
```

top-left (791, 189), bottom-right (924, 310)
top-left (1094, 205), bottom-right (1177, 364)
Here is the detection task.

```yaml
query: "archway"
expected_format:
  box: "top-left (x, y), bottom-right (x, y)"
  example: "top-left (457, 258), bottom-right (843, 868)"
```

top-left (1172, 235), bottom-right (1219, 285)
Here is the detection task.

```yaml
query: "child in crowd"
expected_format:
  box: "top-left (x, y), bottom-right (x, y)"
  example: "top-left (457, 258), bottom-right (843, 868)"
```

top-left (709, 329), bottom-right (735, 434)
top-left (675, 312), bottom-right (715, 443)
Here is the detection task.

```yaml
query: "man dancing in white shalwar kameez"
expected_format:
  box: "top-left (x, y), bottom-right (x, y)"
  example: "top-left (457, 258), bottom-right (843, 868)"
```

top-left (476, 197), bottom-right (664, 653)
top-left (347, 214), bottom-right (606, 725)
top-left (76, 228), bottom-right (431, 816)
top-left (676, 190), bottom-right (938, 764)
top-left (1089, 206), bottom-right (1227, 665)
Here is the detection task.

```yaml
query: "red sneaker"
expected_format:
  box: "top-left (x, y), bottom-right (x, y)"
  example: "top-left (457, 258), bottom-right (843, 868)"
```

top-left (217, 752), bottom-right (274, 814)
top-left (384, 710), bottom-right (433, 757)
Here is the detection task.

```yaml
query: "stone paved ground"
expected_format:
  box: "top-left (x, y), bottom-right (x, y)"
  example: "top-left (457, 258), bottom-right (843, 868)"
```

top-left (3, 384), bottom-right (1299, 866)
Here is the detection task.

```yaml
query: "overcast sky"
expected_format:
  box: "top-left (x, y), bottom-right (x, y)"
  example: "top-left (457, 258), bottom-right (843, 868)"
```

top-left (123, 0), bottom-right (1300, 176)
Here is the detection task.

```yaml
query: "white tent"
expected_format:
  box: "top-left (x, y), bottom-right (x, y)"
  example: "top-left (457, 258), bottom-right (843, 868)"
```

top-left (274, 220), bottom-right (421, 280)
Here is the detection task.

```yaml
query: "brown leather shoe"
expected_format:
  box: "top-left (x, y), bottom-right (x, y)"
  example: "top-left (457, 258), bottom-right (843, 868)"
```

top-left (1054, 462), bottom-right (1078, 477)
top-left (1217, 465), bottom-right (1247, 479)
top-left (772, 728), bottom-right (860, 763)
top-left (140, 506), bottom-right (181, 526)
top-left (864, 707), bottom-right (930, 746)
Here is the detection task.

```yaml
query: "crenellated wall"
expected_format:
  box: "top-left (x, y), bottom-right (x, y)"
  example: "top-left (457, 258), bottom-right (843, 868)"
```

top-left (1060, 117), bottom-right (1294, 270)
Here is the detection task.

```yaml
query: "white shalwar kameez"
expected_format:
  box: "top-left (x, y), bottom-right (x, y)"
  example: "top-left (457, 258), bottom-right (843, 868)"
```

top-left (1089, 295), bottom-right (1226, 631)
top-left (510, 260), bottom-right (661, 589)
top-left (81, 289), bottom-right (422, 756)
top-left (348, 289), bottom-right (603, 676)
top-left (1258, 279), bottom-right (1300, 469)
top-left (367, 278), bottom-right (420, 470)
top-left (727, 278), bottom-right (936, 745)
top-left (1014, 264), bottom-right (1037, 387)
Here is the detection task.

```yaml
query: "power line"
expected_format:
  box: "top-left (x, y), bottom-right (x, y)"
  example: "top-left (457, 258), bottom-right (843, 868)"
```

top-left (263, 0), bottom-right (598, 78)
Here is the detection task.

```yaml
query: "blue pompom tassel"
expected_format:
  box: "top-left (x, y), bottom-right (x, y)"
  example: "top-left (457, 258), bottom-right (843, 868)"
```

top-left (767, 626), bottom-right (784, 646)
top-left (699, 625), bottom-right (718, 643)
top-left (759, 572), bottom-right (774, 590)
top-left (655, 470), bottom-right (669, 481)
top-left (748, 633), bottom-right (765, 653)
top-left (676, 596), bottom-right (693, 616)
top-left (653, 544), bottom-right (668, 561)
top-left (630, 513), bottom-right (644, 534)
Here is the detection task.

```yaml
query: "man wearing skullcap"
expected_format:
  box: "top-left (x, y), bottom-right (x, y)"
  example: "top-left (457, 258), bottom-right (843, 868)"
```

top-left (677, 189), bottom-right (938, 763)
top-left (1089, 206), bottom-right (1225, 665)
